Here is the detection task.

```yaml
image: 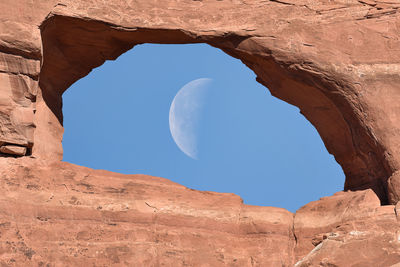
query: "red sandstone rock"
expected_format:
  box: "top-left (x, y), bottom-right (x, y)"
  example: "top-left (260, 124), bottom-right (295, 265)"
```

top-left (294, 189), bottom-right (400, 266)
top-left (0, 158), bottom-right (295, 266)
top-left (0, 158), bottom-right (398, 266)
top-left (0, 0), bottom-right (53, 150)
top-left (0, 0), bottom-right (400, 265)
top-left (0, 145), bottom-right (26, 156)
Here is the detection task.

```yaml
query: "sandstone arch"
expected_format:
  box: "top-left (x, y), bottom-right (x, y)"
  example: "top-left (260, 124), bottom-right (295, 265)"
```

top-left (1, 1), bottom-right (400, 265)
top-left (30, 2), bottom-right (400, 205)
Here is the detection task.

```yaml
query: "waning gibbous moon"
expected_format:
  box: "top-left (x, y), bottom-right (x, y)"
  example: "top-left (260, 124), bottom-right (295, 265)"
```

top-left (169, 78), bottom-right (213, 159)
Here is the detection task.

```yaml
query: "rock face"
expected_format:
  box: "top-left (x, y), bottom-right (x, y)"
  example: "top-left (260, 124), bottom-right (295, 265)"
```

top-left (0, 157), bottom-right (399, 266)
top-left (0, 158), bottom-right (296, 266)
top-left (0, 0), bottom-right (56, 155)
top-left (294, 190), bottom-right (400, 266)
top-left (1, 0), bottom-right (400, 265)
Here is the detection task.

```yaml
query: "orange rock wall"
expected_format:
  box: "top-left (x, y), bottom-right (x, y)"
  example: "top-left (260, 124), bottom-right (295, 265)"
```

top-left (0, 158), bottom-right (399, 266)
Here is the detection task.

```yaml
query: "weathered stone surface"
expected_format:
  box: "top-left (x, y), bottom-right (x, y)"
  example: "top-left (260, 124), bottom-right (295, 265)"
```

top-left (0, 158), bottom-right (295, 266)
top-left (0, 145), bottom-right (26, 156)
top-left (0, 0), bottom-right (400, 265)
top-left (389, 171), bottom-right (400, 204)
top-left (0, 0), bottom-right (56, 151)
top-left (0, 158), bottom-right (398, 266)
top-left (294, 189), bottom-right (400, 266)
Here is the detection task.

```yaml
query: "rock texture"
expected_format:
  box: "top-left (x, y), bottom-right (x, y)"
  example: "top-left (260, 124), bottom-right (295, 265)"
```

top-left (0, 158), bottom-right (296, 266)
top-left (294, 190), bottom-right (400, 266)
top-left (0, 145), bottom-right (26, 156)
top-left (1, 0), bottom-right (400, 265)
top-left (0, 157), bottom-right (399, 266)
top-left (0, 0), bottom-right (56, 155)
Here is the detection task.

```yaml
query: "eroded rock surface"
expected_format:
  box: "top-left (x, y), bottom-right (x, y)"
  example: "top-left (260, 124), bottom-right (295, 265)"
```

top-left (0, 158), bottom-right (398, 266)
top-left (0, 158), bottom-right (295, 266)
top-left (0, 0), bottom-right (56, 153)
top-left (1, 0), bottom-right (400, 265)
top-left (0, 144), bottom-right (27, 156)
top-left (294, 189), bottom-right (400, 266)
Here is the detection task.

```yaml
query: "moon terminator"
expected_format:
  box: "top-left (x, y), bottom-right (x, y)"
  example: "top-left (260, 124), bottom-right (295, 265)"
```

top-left (169, 78), bottom-right (213, 159)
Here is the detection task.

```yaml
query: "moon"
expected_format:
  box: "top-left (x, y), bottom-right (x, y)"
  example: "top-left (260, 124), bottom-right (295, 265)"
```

top-left (169, 78), bottom-right (213, 159)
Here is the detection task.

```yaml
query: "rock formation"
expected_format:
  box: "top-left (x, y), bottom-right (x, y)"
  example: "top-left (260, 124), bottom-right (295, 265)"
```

top-left (1, 158), bottom-right (399, 266)
top-left (1, 0), bottom-right (400, 265)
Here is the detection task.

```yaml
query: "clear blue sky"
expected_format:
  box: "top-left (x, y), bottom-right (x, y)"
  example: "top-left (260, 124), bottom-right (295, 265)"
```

top-left (62, 43), bottom-right (345, 212)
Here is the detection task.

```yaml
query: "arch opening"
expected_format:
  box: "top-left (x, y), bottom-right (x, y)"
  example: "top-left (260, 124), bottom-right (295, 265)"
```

top-left (61, 43), bottom-right (345, 212)
top-left (37, 14), bottom-right (392, 205)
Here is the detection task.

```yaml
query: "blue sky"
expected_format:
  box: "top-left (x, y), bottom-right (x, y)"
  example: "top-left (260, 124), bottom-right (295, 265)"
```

top-left (62, 43), bottom-right (345, 212)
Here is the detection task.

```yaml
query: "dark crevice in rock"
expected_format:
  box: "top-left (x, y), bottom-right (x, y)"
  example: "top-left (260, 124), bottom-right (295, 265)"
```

top-left (0, 44), bottom-right (41, 61)
top-left (0, 69), bottom-right (39, 81)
